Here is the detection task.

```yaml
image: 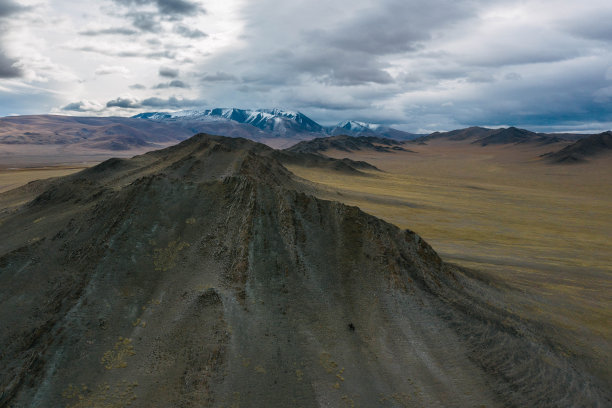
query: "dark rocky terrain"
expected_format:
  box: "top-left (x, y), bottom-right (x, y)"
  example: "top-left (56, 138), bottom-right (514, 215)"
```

top-left (417, 126), bottom-right (588, 146)
top-left (0, 134), bottom-right (609, 407)
top-left (286, 135), bottom-right (411, 154)
top-left (543, 131), bottom-right (612, 163)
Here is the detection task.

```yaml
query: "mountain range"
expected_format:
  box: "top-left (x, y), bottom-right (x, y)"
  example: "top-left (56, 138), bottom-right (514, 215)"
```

top-left (1, 133), bottom-right (608, 407)
top-left (133, 108), bottom-right (422, 142)
top-left (286, 134), bottom-right (412, 154)
top-left (1, 110), bottom-right (609, 167)
top-left (542, 131), bottom-right (612, 163)
top-left (416, 126), bottom-right (586, 145)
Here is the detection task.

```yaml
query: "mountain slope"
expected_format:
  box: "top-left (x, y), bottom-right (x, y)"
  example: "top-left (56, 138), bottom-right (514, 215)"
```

top-left (135, 108), bottom-right (323, 134)
top-left (475, 126), bottom-right (563, 146)
top-left (0, 115), bottom-right (190, 147)
top-left (0, 134), bottom-right (609, 407)
top-left (0, 115), bottom-right (197, 167)
top-left (416, 126), bottom-right (584, 146)
top-left (134, 109), bottom-right (421, 141)
top-left (327, 120), bottom-right (421, 140)
top-left (286, 134), bottom-right (412, 154)
top-left (543, 131), bottom-right (612, 163)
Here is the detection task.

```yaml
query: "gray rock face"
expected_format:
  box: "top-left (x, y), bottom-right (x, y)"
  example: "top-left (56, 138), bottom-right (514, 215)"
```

top-left (0, 134), bottom-right (609, 407)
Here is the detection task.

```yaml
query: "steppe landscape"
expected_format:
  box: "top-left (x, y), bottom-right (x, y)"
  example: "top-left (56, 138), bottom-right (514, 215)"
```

top-left (1, 127), bottom-right (611, 407)
top-left (287, 134), bottom-right (612, 382)
top-left (2, 0), bottom-right (612, 406)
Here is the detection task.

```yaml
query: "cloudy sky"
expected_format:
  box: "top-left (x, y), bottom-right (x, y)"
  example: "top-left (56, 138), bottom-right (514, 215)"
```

top-left (0, 0), bottom-right (611, 132)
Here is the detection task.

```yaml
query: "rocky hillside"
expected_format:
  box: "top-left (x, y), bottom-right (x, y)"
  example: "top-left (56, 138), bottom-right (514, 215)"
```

top-left (286, 134), bottom-right (412, 154)
top-left (543, 131), bottom-right (612, 163)
top-left (0, 134), bottom-right (609, 407)
top-left (417, 126), bottom-right (586, 146)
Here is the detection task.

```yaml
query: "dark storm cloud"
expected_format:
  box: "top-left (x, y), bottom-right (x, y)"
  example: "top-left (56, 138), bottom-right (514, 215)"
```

top-left (105, 95), bottom-right (199, 109)
top-left (304, 0), bottom-right (484, 85)
top-left (115, 0), bottom-right (205, 15)
top-left (159, 67), bottom-right (179, 78)
top-left (109, 0), bottom-right (205, 34)
top-left (113, 0), bottom-right (203, 16)
top-left (399, 60), bottom-right (612, 131)
top-left (153, 79), bottom-right (189, 88)
top-left (0, 0), bottom-right (26, 17)
top-left (141, 96), bottom-right (194, 107)
top-left (155, 0), bottom-right (203, 16)
top-left (106, 97), bottom-right (141, 108)
top-left (173, 24), bottom-right (207, 38)
top-left (214, 0), bottom-right (480, 89)
top-left (127, 11), bottom-right (160, 32)
top-left (0, 49), bottom-right (20, 78)
top-left (292, 96), bottom-right (371, 111)
top-left (80, 27), bottom-right (138, 36)
top-left (0, 0), bottom-right (28, 78)
top-left (75, 46), bottom-right (175, 60)
top-left (558, 9), bottom-right (612, 41)
top-left (309, 0), bottom-right (472, 55)
top-left (61, 102), bottom-right (87, 112)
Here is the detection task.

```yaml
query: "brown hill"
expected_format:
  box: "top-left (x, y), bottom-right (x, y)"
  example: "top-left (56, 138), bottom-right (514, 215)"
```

top-left (475, 126), bottom-right (563, 146)
top-left (0, 115), bottom-right (192, 148)
top-left (0, 134), bottom-right (609, 407)
top-left (543, 131), bottom-right (612, 163)
top-left (418, 126), bottom-right (493, 142)
top-left (286, 134), bottom-right (412, 154)
top-left (415, 126), bottom-right (585, 146)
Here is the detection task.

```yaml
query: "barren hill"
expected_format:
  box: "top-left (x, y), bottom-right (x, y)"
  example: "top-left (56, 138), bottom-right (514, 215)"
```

top-left (416, 126), bottom-right (585, 146)
top-left (0, 115), bottom-right (192, 148)
top-left (0, 134), bottom-right (609, 407)
top-left (286, 134), bottom-right (411, 154)
top-left (543, 131), bottom-right (612, 163)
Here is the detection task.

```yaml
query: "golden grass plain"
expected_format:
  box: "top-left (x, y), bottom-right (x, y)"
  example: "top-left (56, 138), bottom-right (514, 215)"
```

top-left (0, 165), bottom-right (89, 194)
top-left (288, 140), bottom-right (612, 375)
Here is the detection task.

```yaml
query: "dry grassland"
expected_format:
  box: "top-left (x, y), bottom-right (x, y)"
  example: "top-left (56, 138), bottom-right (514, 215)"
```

top-left (0, 165), bottom-right (90, 194)
top-left (287, 141), bottom-right (612, 365)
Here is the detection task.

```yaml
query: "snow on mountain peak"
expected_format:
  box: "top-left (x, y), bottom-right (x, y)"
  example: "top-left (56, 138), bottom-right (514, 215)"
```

top-left (337, 120), bottom-right (383, 131)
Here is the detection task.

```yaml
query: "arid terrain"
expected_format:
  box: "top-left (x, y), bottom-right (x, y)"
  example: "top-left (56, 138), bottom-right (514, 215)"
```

top-left (287, 136), bottom-right (612, 386)
top-left (1, 133), bottom-right (610, 407)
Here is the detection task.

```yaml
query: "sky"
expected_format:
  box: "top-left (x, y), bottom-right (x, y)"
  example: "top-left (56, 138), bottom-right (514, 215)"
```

top-left (0, 0), bottom-right (611, 133)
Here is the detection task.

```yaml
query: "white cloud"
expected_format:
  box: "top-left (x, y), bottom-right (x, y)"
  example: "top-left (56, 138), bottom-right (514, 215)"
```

top-left (94, 65), bottom-right (130, 76)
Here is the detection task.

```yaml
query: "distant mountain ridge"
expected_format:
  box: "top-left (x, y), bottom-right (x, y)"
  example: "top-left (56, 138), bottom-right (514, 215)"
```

top-left (135, 108), bottom-right (324, 134)
top-left (286, 134), bottom-right (412, 154)
top-left (416, 126), bottom-right (588, 146)
top-left (0, 112), bottom-right (601, 167)
top-left (543, 131), bottom-right (612, 163)
top-left (133, 108), bottom-right (421, 141)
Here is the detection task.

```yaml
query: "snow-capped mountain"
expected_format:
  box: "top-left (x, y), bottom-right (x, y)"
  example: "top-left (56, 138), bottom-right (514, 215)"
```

top-left (133, 108), bottom-right (421, 144)
top-left (327, 120), bottom-right (420, 140)
top-left (335, 120), bottom-right (384, 132)
top-left (134, 108), bottom-right (323, 134)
